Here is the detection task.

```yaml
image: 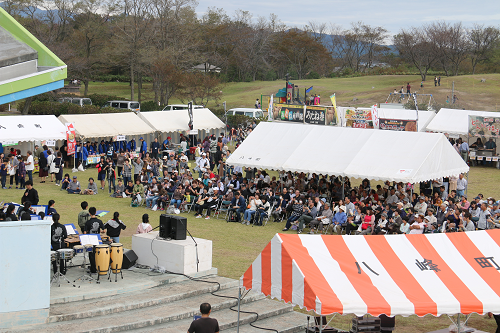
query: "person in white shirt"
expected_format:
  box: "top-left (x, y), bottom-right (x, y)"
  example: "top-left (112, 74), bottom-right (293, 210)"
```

top-left (414, 196), bottom-right (428, 215)
top-left (25, 151), bottom-right (34, 183)
top-left (409, 214), bottom-right (426, 234)
top-left (196, 153), bottom-right (210, 178)
top-left (456, 173), bottom-right (467, 198)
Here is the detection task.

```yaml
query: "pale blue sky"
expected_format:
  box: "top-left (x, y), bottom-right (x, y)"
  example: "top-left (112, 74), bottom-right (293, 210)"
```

top-left (195, 0), bottom-right (500, 39)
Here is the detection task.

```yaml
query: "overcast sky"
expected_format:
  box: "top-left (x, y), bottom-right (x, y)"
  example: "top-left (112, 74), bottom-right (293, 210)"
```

top-left (195, 0), bottom-right (500, 40)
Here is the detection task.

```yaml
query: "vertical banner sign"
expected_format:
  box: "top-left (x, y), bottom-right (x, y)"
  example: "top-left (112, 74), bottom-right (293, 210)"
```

top-left (344, 109), bottom-right (374, 128)
top-left (286, 83), bottom-right (293, 104)
top-left (188, 102), bottom-right (193, 130)
top-left (65, 123), bottom-right (76, 155)
top-left (469, 116), bottom-right (500, 137)
top-left (268, 94), bottom-right (274, 121)
top-left (371, 105), bottom-right (379, 129)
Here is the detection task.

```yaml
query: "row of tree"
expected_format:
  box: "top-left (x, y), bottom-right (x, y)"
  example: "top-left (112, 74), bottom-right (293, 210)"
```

top-left (3, 0), bottom-right (500, 105)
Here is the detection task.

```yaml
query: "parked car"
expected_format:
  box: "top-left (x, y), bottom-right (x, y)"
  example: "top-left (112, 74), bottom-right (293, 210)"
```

top-left (57, 97), bottom-right (92, 107)
top-left (225, 108), bottom-right (264, 118)
top-left (161, 104), bottom-right (204, 111)
top-left (103, 100), bottom-right (140, 112)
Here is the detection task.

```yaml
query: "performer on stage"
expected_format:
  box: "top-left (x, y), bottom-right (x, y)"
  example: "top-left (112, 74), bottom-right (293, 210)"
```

top-left (50, 214), bottom-right (67, 274)
top-left (85, 207), bottom-right (105, 234)
top-left (136, 213), bottom-right (152, 233)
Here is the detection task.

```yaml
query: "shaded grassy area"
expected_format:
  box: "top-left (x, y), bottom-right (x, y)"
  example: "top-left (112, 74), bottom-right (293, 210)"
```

top-left (1, 165), bottom-right (499, 331)
top-left (84, 74), bottom-right (500, 111)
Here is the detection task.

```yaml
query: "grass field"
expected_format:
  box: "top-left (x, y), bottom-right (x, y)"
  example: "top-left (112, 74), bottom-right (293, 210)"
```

top-left (82, 74), bottom-right (500, 112)
top-left (2, 165), bottom-right (500, 332)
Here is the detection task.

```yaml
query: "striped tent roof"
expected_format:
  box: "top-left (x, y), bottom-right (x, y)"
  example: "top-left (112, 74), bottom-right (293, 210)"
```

top-left (241, 231), bottom-right (500, 317)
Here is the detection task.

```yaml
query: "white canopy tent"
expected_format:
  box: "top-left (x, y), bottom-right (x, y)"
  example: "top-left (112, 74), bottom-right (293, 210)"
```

top-left (226, 122), bottom-right (469, 183)
top-left (0, 115), bottom-right (66, 142)
top-left (58, 113), bottom-right (155, 139)
top-left (137, 108), bottom-right (225, 133)
top-left (376, 108), bottom-right (436, 132)
top-left (426, 108), bottom-right (499, 135)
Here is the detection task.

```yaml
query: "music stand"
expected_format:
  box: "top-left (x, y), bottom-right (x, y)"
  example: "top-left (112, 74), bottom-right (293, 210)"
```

top-left (73, 234), bottom-right (102, 284)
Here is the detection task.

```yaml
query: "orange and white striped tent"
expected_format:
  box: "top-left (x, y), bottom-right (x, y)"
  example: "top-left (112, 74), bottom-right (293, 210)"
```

top-left (241, 231), bottom-right (500, 317)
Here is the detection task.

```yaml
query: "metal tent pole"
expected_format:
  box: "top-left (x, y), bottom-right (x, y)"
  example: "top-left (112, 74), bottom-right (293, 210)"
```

top-left (236, 287), bottom-right (241, 333)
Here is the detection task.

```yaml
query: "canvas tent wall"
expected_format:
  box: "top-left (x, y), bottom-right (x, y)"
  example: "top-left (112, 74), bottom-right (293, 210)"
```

top-left (226, 122), bottom-right (468, 183)
top-left (426, 108), bottom-right (499, 136)
top-left (58, 113), bottom-right (155, 142)
top-left (137, 108), bottom-right (225, 144)
top-left (242, 232), bottom-right (500, 317)
top-left (0, 115), bottom-right (66, 154)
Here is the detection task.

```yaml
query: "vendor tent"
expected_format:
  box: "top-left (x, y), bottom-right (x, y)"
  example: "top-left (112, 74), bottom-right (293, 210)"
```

top-left (137, 109), bottom-right (225, 133)
top-left (376, 108), bottom-right (435, 132)
top-left (242, 232), bottom-right (500, 317)
top-left (226, 122), bottom-right (468, 183)
top-left (0, 115), bottom-right (65, 142)
top-left (58, 113), bottom-right (155, 139)
top-left (426, 108), bottom-right (499, 135)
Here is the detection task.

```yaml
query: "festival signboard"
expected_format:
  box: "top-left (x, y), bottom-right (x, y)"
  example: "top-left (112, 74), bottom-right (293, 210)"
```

top-left (344, 109), bottom-right (373, 128)
top-left (65, 123), bottom-right (76, 155)
top-left (379, 118), bottom-right (417, 131)
top-left (305, 106), bottom-right (326, 125)
top-left (272, 104), bottom-right (304, 122)
top-left (468, 115), bottom-right (500, 137)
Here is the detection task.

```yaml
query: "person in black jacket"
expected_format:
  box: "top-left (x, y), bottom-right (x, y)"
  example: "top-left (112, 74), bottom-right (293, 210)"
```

top-left (104, 212), bottom-right (126, 243)
top-left (21, 181), bottom-right (39, 205)
top-left (51, 213), bottom-right (68, 274)
top-left (85, 207), bottom-right (105, 234)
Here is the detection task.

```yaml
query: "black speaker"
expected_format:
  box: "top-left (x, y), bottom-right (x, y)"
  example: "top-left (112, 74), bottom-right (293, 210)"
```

top-left (159, 214), bottom-right (171, 238)
top-left (122, 249), bottom-right (138, 269)
top-left (170, 216), bottom-right (187, 240)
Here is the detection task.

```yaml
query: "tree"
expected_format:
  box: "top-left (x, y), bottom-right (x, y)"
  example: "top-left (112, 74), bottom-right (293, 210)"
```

top-left (426, 22), bottom-right (468, 76)
top-left (179, 72), bottom-right (223, 106)
top-left (468, 24), bottom-right (500, 74)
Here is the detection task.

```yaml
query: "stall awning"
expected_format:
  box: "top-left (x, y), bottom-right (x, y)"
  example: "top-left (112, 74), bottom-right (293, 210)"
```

top-left (226, 122), bottom-right (468, 183)
top-left (137, 109), bottom-right (225, 133)
top-left (242, 232), bottom-right (500, 317)
top-left (58, 113), bottom-right (155, 139)
top-left (426, 108), bottom-right (499, 135)
top-left (0, 115), bottom-right (66, 142)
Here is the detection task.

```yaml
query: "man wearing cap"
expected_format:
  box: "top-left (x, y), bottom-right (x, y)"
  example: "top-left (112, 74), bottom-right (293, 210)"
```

top-left (409, 214), bottom-right (426, 234)
top-left (67, 176), bottom-right (81, 194)
top-left (414, 196), bottom-right (427, 215)
top-left (332, 205), bottom-right (347, 235)
top-left (139, 137), bottom-right (147, 157)
top-left (196, 153), bottom-right (210, 179)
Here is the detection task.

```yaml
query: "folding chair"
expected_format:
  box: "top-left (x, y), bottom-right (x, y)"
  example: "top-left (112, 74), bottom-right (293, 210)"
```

top-left (187, 196), bottom-right (199, 213)
top-left (261, 203), bottom-right (274, 226)
top-left (217, 201), bottom-right (231, 220)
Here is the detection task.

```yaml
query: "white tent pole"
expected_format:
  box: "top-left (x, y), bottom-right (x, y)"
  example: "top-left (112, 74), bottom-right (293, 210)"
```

top-left (236, 286), bottom-right (241, 333)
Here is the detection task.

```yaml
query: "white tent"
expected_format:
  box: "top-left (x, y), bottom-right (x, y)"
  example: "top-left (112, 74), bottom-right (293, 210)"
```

top-left (226, 122), bottom-right (469, 183)
top-left (58, 113), bottom-right (155, 139)
top-left (376, 108), bottom-right (435, 132)
top-left (137, 109), bottom-right (225, 133)
top-left (0, 115), bottom-right (66, 142)
top-left (426, 108), bottom-right (499, 135)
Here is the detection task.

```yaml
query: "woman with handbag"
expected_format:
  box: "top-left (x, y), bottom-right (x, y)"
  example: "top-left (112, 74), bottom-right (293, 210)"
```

top-left (54, 152), bottom-right (64, 186)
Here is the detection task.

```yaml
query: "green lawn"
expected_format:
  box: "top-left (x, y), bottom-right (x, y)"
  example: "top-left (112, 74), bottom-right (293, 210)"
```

top-left (83, 74), bottom-right (500, 112)
top-left (2, 165), bottom-right (499, 332)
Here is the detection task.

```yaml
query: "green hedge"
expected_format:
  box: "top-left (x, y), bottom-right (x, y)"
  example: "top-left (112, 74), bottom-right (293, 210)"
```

top-left (87, 94), bottom-right (124, 107)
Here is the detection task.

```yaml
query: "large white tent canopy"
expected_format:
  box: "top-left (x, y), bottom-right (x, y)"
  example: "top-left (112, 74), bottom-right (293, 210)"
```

top-left (137, 109), bottom-right (225, 133)
top-left (0, 115), bottom-right (66, 142)
top-left (242, 232), bottom-right (500, 317)
top-left (426, 108), bottom-right (499, 135)
top-left (226, 122), bottom-right (468, 183)
top-left (58, 113), bottom-right (155, 139)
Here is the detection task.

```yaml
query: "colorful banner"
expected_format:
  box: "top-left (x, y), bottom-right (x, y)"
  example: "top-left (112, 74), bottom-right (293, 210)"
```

top-left (469, 116), bottom-right (500, 137)
top-left (267, 94), bottom-right (274, 121)
top-left (272, 104), bottom-right (304, 122)
top-left (344, 109), bottom-right (373, 128)
top-left (379, 118), bottom-right (417, 131)
top-left (371, 104), bottom-right (379, 129)
top-left (65, 123), bottom-right (76, 155)
top-left (305, 106), bottom-right (326, 125)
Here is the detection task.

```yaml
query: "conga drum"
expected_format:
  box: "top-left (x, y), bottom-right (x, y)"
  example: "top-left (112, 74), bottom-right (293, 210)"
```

top-left (110, 243), bottom-right (123, 274)
top-left (94, 244), bottom-right (110, 276)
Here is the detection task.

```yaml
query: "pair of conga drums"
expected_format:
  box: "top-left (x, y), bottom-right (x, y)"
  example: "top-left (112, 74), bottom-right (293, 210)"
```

top-left (94, 243), bottom-right (123, 278)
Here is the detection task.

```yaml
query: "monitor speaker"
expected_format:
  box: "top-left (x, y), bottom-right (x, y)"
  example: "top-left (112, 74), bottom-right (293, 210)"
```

top-left (169, 216), bottom-right (187, 240)
top-left (159, 214), bottom-right (171, 238)
top-left (122, 249), bottom-right (138, 269)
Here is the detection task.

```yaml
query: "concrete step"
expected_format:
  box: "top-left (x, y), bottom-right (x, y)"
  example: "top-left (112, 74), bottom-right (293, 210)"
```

top-left (49, 276), bottom-right (238, 323)
top-left (223, 311), bottom-right (307, 333)
top-left (10, 286), bottom-right (265, 333)
top-left (126, 298), bottom-right (297, 333)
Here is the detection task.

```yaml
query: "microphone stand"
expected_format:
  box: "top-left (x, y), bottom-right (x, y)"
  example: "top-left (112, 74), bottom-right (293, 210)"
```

top-left (148, 225), bottom-right (159, 233)
top-left (178, 218), bottom-right (199, 272)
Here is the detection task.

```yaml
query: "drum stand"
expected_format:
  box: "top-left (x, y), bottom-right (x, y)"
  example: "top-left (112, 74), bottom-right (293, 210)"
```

top-left (51, 258), bottom-right (78, 288)
top-left (73, 249), bottom-right (96, 284)
top-left (110, 264), bottom-right (123, 282)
